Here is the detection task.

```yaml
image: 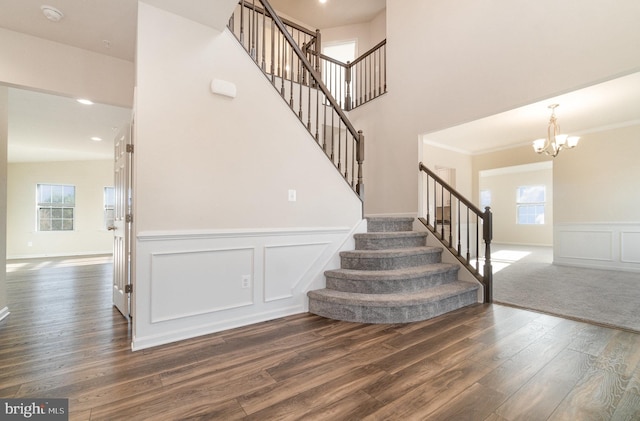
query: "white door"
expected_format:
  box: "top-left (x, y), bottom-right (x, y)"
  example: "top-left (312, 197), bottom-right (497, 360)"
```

top-left (111, 123), bottom-right (132, 319)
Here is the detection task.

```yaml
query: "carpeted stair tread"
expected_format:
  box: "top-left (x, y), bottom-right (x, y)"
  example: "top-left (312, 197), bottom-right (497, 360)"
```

top-left (308, 281), bottom-right (478, 307)
top-left (340, 246), bottom-right (441, 259)
top-left (308, 216), bottom-right (480, 323)
top-left (325, 263), bottom-right (458, 281)
top-left (354, 231), bottom-right (428, 239)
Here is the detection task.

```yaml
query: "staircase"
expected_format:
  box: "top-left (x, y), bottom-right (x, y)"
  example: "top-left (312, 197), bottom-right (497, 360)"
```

top-left (308, 217), bottom-right (480, 323)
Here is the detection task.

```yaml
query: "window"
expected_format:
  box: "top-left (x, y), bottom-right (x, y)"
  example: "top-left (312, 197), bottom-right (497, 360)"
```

top-left (480, 190), bottom-right (492, 209)
top-left (104, 187), bottom-right (115, 229)
top-left (516, 185), bottom-right (545, 224)
top-left (37, 184), bottom-right (75, 231)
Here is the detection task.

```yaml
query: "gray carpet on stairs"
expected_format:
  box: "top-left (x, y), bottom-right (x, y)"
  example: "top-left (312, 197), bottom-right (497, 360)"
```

top-left (492, 244), bottom-right (640, 332)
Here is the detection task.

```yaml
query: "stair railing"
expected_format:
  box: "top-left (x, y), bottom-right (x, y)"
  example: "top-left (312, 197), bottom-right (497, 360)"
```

top-left (228, 0), bottom-right (364, 198)
top-left (419, 163), bottom-right (493, 303)
top-left (310, 39), bottom-right (387, 111)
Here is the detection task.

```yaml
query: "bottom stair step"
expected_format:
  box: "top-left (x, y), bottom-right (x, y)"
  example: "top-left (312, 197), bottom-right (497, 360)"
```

top-left (308, 281), bottom-right (479, 323)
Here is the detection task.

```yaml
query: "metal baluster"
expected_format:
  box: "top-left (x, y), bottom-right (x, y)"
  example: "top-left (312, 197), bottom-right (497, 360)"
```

top-left (270, 19), bottom-right (275, 83)
top-left (307, 68), bottom-right (312, 130)
top-left (240, 0), bottom-right (245, 44)
top-left (315, 74), bottom-right (319, 140)
top-left (251, 0), bottom-right (257, 59)
top-left (290, 31), bottom-right (294, 107)
top-left (260, 8), bottom-right (265, 70)
top-left (440, 183), bottom-right (445, 239)
top-left (457, 199), bottom-right (462, 255)
top-left (337, 119), bottom-right (342, 171)
top-left (330, 109), bottom-right (335, 163)
top-left (383, 44), bottom-right (387, 93)
top-left (475, 214), bottom-right (480, 272)
top-left (426, 173), bottom-right (430, 224)
top-left (466, 208), bottom-right (471, 263)
top-left (322, 91), bottom-right (327, 153)
top-left (448, 190), bottom-right (453, 246)
top-left (373, 50), bottom-right (377, 97)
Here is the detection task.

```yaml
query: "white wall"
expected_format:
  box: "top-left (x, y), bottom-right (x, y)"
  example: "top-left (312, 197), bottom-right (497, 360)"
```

top-left (479, 163), bottom-right (553, 246)
top-left (7, 160), bottom-right (114, 258)
top-left (354, 0), bottom-right (640, 216)
top-left (0, 27), bottom-right (134, 108)
top-left (133, 3), bottom-right (363, 349)
top-left (553, 124), bottom-right (640, 271)
top-left (0, 87), bottom-right (8, 323)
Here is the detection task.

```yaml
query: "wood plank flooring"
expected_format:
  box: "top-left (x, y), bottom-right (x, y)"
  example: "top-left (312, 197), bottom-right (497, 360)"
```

top-left (2, 256), bottom-right (640, 420)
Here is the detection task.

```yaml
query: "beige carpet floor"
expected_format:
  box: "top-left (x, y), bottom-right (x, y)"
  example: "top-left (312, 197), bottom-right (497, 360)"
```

top-left (491, 244), bottom-right (640, 332)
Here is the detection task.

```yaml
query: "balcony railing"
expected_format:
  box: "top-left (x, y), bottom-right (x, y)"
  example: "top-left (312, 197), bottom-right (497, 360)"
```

top-left (229, 0), bottom-right (365, 198)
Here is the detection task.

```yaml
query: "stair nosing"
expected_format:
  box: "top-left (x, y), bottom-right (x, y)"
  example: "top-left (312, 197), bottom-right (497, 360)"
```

top-left (325, 263), bottom-right (458, 280)
top-left (308, 281), bottom-right (479, 307)
top-left (340, 246), bottom-right (441, 258)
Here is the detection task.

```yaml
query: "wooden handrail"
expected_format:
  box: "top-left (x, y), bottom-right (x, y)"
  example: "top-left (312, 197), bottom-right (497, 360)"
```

top-left (229, 0), bottom-right (365, 200)
top-left (418, 162), bottom-right (493, 303)
top-left (259, 0), bottom-right (360, 140)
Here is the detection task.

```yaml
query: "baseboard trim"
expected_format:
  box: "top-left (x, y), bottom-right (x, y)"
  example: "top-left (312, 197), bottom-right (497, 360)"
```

top-left (7, 251), bottom-right (112, 260)
top-left (131, 305), bottom-right (304, 351)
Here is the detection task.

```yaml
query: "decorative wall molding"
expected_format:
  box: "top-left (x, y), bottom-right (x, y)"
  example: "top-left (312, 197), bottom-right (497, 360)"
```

top-left (554, 223), bottom-right (640, 272)
top-left (132, 223), bottom-right (365, 350)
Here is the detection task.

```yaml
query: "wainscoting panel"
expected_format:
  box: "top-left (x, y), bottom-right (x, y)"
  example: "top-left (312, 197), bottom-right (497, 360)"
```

top-left (556, 230), bottom-right (613, 261)
top-left (263, 242), bottom-right (330, 302)
top-left (132, 222), bottom-right (366, 350)
top-left (150, 247), bottom-right (255, 323)
top-left (554, 223), bottom-right (640, 272)
top-left (621, 231), bottom-right (640, 263)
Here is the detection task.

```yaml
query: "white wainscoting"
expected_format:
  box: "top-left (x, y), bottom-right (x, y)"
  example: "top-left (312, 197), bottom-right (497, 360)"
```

top-left (554, 223), bottom-right (640, 272)
top-left (132, 222), bottom-right (366, 350)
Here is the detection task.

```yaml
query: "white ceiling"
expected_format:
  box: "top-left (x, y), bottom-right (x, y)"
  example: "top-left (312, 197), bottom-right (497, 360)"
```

top-left (269, 0), bottom-right (386, 29)
top-left (0, 0), bottom-right (138, 62)
top-left (2, 0), bottom-right (638, 162)
top-left (8, 88), bottom-right (131, 163)
top-left (424, 71), bottom-right (640, 155)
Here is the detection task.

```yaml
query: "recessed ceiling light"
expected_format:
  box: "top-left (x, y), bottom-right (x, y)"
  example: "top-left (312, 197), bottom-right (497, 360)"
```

top-left (76, 99), bottom-right (93, 105)
top-left (41, 5), bottom-right (64, 22)
top-left (319, 0), bottom-right (327, 3)
top-left (91, 137), bottom-right (103, 142)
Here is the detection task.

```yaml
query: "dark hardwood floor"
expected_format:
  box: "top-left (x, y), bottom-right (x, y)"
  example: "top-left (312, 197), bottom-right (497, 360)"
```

top-left (2, 256), bottom-right (640, 420)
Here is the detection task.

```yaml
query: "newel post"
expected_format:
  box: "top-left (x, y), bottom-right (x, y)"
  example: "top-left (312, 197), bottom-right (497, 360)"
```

top-left (356, 130), bottom-right (364, 199)
top-left (482, 206), bottom-right (493, 303)
top-left (345, 61), bottom-right (352, 111)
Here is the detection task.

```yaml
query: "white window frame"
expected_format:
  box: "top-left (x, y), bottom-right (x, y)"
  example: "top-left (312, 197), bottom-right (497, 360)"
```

top-left (37, 184), bottom-right (76, 231)
top-left (516, 185), bottom-right (546, 225)
top-left (104, 186), bottom-right (115, 230)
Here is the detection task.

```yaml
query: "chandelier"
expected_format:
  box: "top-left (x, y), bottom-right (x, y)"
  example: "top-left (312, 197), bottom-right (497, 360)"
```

top-left (532, 104), bottom-right (579, 157)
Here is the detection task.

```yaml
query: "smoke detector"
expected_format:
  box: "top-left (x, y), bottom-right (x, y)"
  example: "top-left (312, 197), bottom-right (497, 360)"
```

top-left (41, 5), bottom-right (64, 22)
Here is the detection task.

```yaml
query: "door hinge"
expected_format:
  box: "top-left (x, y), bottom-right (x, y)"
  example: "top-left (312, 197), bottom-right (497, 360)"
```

top-left (126, 144), bottom-right (134, 153)
top-left (125, 284), bottom-right (133, 294)
top-left (126, 214), bottom-right (133, 223)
